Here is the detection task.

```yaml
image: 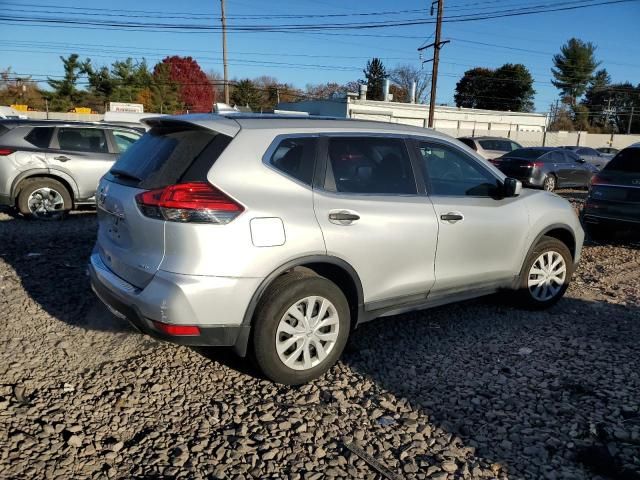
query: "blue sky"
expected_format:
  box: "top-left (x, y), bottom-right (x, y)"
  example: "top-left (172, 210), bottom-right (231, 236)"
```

top-left (2, 0), bottom-right (639, 112)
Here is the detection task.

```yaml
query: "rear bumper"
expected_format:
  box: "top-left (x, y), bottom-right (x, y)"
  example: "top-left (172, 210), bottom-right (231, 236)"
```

top-left (582, 201), bottom-right (640, 228)
top-left (88, 252), bottom-right (260, 350)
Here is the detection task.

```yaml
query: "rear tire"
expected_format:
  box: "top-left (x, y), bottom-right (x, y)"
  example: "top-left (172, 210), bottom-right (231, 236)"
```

top-left (252, 271), bottom-right (350, 385)
top-left (542, 174), bottom-right (556, 192)
top-left (17, 177), bottom-right (71, 220)
top-left (514, 236), bottom-right (573, 309)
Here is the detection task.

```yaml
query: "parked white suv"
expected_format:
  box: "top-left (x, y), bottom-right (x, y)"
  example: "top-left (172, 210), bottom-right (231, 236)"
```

top-left (89, 115), bottom-right (584, 384)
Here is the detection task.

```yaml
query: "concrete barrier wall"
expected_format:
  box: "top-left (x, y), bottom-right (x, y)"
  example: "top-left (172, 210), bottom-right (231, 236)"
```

top-left (27, 111), bottom-right (105, 122)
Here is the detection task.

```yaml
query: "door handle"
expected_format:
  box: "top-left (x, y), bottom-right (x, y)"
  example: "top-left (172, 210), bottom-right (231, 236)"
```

top-left (54, 155), bottom-right (70, 162)
top-left (440, 212), bottom-right (464, 222)
top-left (329, 210), bottom-right (360, 224)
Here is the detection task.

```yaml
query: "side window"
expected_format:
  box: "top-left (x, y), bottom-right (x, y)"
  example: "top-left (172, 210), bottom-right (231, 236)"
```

top-left (510, 142), bottom-right (521, 151)
top-left (268, 137), bottom-right (316, 186)
top-left (417, 141), bottom-right (499, 197)
top-left (24, 127), bottom-right (54, 148)
top-left (578, 148), bottom-right (595, 156)
top-left (113, 130), bottom-right (141, 153)
top-left (325, 137), bottom-right (416, 195)
top-left (458, 138), bottom-right (477, 151)
top-left (549, 151), bottom-right (565, 163)
top-left (58, 128), bottom-right (108, 153)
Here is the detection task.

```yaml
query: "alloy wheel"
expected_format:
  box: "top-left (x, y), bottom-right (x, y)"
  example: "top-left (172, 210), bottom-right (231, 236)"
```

top-left (543, 176), bottom-right (556, 191)
top-left (275, 296), bottom-right (339, 371)
top-left (27, 187), bottom-right (65, 217)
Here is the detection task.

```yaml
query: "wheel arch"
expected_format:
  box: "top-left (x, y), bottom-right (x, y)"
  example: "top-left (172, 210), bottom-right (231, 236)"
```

top-left (11, 171), bottom-right (79, 205)
top-left (525, 223), bottom-right (577, 265)
top-left (234, 255), bottom-right (364, 357)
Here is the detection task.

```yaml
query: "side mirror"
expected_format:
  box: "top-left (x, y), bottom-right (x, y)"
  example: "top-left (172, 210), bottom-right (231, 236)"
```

top-left (503, 177), bottom-right (522, 197)
top-left (576, 158), bottom-right (585, 163)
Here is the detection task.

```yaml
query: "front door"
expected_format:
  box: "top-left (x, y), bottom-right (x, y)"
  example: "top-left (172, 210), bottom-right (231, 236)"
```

top-left (47, 127), bottom-right (116, 200)
top-left (313, 135), bottom-right (439, 306)
top-left (413, 140), bottom-right (530, 295)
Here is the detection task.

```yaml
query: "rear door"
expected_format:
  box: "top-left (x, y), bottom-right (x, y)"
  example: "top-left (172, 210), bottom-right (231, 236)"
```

top-left (313, 135), bottom-right (439, 306)
top-left (47, 127), bottom-right (116, 199)
top-left (96, 122), bottom-right (234, 288)
top-left (578, 147), bottom-right (605, 169)
top-left (547, 151), bottom-right (573, 186)
top-left (414, 139), bottom-right (529, 294)
top-left (564, 151), bottom-right (592, 186)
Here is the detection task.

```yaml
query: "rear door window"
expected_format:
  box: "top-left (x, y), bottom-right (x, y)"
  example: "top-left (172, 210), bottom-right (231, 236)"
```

top-left (268, 137), bottom-right (316, 186)
top-left (549, 151), bottom-right (566, 163)
top-left (109, 124), bottom-right (232, 189)
top-left (112, 130), bottom-right (142, 153)
top-left (324, 136), bottom-right (416, 195)
top-left (24, 127), bottom-right (54, 148)
top-left (58, 128), bottom-right (108, 153)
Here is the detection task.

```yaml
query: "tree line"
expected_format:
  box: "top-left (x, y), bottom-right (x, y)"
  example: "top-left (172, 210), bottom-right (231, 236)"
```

top-left (0, 54), bottom-right (430, 114)
top-left (0, 40), bottom-right (637, 133)
top-left (453, 37), bottom-right (639, 133)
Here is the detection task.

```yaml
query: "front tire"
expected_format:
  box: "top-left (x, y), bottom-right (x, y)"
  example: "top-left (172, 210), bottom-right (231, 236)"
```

top-left (17, 177), bottom-right (71, 220)
top-left (515, 236), bottom-right (573, 309)
top-left (252, 271), bottom-right (350, 385)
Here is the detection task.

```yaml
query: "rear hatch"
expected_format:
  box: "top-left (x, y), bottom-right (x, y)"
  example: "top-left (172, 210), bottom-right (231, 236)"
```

top-left (586, 148), bottom-right (640, 221)
top-left (96, 117), bottom-right (238, 288)
top-left (495, 157), bottom-right (538, 179)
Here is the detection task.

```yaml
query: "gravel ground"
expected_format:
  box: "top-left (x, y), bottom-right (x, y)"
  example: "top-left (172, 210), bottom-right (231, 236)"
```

top-left (1, 194), bottom-right (639, 480)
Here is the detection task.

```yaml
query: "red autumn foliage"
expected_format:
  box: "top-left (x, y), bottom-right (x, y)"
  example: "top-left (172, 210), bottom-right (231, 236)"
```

top-left (158, 56), bottom-right (213, 113)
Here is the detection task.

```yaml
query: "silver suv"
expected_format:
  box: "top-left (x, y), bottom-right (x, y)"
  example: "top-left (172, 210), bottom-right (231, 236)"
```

top-left (0, 120), bottom-right (142, 218)
top-left (89, 115), bottom-right (584, 384)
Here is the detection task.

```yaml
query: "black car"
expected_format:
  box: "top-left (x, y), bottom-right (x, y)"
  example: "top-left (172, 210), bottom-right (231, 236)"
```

top-left (582, 145), bottom-right (640, 237)
top-left (493, 147), bottom-right (598, 192)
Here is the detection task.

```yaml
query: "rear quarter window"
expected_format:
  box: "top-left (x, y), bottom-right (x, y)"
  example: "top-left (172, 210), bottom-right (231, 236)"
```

top-left (267, 137), bottom-right (316, 185)
top-left (24, 127), bottom-right (55, 148)
top-left (109, 124), bottom-right (232, 189)
top-left (458, 138), bottom-right (477, 150)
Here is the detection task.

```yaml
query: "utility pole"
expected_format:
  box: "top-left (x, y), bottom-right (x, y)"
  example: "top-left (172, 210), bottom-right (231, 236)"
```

top-left (220, 0), bottom-right (230, 104)
top-left (418, 0), bottom-right (448, 128)
top-left (628, 106), bottom-right (635, 134)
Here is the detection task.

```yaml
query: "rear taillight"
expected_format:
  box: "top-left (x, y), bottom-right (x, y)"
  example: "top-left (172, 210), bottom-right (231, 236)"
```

top-left (0, 148), bottom-right (15, 156)
top-left (590, 174), bottom-right (609, 185)
top-left (135, 182), bottom-right (243, 224)
top-left (529, 161), bottom-right (543, 168)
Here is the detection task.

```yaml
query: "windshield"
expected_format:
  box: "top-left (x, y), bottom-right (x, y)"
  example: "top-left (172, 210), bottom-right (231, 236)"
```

top-left (604, 148), bottom-right (640, 173)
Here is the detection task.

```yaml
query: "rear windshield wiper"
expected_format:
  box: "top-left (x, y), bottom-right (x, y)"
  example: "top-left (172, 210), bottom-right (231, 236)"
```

top-left (110, 169), bottom-right (141, 182)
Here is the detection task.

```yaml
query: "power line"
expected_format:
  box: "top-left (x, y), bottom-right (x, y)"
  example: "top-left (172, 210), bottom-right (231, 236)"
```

top-left (1, 0), bottom-right (635, 33)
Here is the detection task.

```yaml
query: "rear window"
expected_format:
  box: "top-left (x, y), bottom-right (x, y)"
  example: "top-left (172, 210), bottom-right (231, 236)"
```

top-left (505, 148), bottom-right (547, 160)
top-left (478, 139), bottom-right (513, 152)
top-left (25, 127), bottom-right (54, 148)
top-left (109, 124), bottom-right (232, 189)
top-left (604, 148), bottom-right (640, 173)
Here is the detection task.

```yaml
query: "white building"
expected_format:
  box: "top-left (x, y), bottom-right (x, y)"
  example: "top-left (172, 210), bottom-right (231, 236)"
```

top-left (277, 97), bottom-right (549, 135)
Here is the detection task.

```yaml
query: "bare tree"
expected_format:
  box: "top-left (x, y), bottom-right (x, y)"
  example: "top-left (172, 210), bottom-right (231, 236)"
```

top-left (389, 64), bottom-right (430, 103)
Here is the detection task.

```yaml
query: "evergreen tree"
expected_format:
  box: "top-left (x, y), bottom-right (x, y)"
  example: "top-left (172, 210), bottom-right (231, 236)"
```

top-left (551, 38), bottom-right (600, 105)
top-left (363, 58), bottom-right (387, 101)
